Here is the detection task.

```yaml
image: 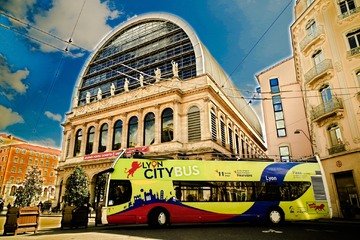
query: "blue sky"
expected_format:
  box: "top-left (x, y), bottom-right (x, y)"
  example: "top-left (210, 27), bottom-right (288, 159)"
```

top-left (0, 0), bottom-right (295, 149)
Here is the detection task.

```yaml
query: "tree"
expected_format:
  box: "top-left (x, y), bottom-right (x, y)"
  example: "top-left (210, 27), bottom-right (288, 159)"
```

top-left (63, 166), bottom-right (89, 207)
top-left (14, 167), bottom-right (43, 207)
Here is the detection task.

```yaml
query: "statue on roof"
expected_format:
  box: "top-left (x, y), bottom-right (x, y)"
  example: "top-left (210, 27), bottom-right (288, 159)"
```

top-left (154, 67), bottom-right (161, 82)
top-left (171, 60), bottom-right (179, 78)
top-left (73, 94), bottom-right (78, 107)
top-left (97, 88), bottom-right (102, 100)
top-left (110, 83), bottom-right (115, 96)
top-left (139, 74), bottom-right (144, 87)
top-left (86, 92), bottom-right (90, 104)
top-left (124, 78), bottom-right (129, 92)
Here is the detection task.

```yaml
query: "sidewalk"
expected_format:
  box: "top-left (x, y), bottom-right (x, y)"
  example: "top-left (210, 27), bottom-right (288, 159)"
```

top-left (1, 215), bottom-right (155, 240)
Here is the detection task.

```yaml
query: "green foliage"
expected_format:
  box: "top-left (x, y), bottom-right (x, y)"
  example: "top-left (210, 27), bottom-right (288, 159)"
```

top-left (14, 167), bottom-right (43, 207)
top-left (64, 166), bottom-right (89, 207)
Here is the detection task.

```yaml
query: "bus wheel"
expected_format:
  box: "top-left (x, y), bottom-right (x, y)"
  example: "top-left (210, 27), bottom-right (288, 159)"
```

top-left (266, 207), bottom-right (284, 225)
top-left (148, 208), bottom-right (169, 228)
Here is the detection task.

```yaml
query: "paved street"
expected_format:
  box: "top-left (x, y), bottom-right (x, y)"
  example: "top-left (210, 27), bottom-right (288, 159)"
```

top-left (0, 214), bottom-right (359, 240)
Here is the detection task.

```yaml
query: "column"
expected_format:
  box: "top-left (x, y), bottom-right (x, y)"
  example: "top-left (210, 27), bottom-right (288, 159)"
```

top-left (106, 116), bottom-right (114, 152)
top-left (80, 123), bottom-right (87, 156)
top-left (154, 104), bottom-right (161, 144)
top-left (137, 108), bottom-right (144, 147)
top-left (121, 113), bottom-right (128, 148)
top-left (93, 121), bottom-right (100, 154)
top-left (202, 97), bottom-right (211, 140)
top-left (173, 99), bottom-right (180, 142)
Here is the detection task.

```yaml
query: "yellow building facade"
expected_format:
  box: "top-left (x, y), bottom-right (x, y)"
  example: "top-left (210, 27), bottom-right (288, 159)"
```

top-left (291, 0), bottom-right (360, 218)
top-left (57, 13), bottom-right (267, 207)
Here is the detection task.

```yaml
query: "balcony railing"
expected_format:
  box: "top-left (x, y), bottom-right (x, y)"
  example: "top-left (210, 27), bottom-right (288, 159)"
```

top-left (300, 25), bottom-right (324, 52)
top-left (310, 97), bottom-right (343, 121)
top-left (347, 46), bottom-right (360, 57)
top-left (328, 143), bottom-right (346, 155)
top-left (338, 7), bottom-right (360, 20)
top-left (304, 59), bottom-right (333, 85)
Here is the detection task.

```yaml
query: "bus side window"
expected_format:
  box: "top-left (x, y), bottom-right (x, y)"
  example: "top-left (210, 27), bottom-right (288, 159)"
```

top-left (108, 180), bottom-right (132, 206)
top-left (175, 187), bottom-right (182, 201)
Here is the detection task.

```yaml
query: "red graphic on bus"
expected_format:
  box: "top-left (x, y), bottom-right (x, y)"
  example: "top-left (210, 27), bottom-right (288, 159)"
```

top-left (308, 203), bottom-right (325, 211)
top-left (125, 161), bottom-right (142, 178)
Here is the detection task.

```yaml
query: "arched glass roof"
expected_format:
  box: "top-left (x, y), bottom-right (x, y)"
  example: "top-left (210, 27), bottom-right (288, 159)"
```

top-left (73, 13), bottom-right (263, 138)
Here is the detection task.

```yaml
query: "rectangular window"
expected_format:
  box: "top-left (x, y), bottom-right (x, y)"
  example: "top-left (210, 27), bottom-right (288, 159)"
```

top-left (279, 146), bottom-right (290, 162)
top-left (274, 111), bottom-right (284, 120)
top-left (272, 95), bottom-right (286, 137)
top-left (347, 29), bottom-right (360, 49)
top-left (311, 176), bottom-right (327, 201)
top-left (270, 78), bottom-right (280, 94)
top-left (339, 0), bottom-right (356, 14)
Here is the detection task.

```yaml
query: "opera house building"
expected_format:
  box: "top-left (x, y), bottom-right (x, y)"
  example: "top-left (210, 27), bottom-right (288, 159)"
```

top-left (57, 13), bottom-right (267, 204)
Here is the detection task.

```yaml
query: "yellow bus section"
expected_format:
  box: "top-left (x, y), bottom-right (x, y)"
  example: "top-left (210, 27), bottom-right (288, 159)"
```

top-left (112, 159), bottom-right (272, 181)
top-left (281, 163), bottom-right (330, 220)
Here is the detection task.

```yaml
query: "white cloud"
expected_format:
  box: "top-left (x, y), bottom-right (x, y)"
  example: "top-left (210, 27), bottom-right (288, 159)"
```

top-left (0, 54), bottom-right (29, 99)
top-left (1, 0), bottom-right (122, 53)
top-left (44, 111), bottom-right (62, 122)
top-left (0, 105), bottom-right (24, 130)
top-left (32, 0), bottom-right (122, 52)
top-left (0, 0), bottom-right (36, 20)
top-left (29, 138), bottom-right (59, 148)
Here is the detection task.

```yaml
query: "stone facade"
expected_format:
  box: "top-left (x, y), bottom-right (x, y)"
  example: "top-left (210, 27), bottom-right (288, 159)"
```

top-left (56, 13), bottom-right (267, 206)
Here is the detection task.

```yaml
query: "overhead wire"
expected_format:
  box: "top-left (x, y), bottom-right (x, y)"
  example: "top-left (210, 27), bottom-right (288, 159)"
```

top-left (31, 0), bottom-right (87, 132)
top-left (228, 0), bottom-right (293, 77)
top-left (0, 23), bottom-right (69, 53)
top-left (0, 10), bottom-right (87, 52)
top-left (1, 2), bottom-right (355, 158)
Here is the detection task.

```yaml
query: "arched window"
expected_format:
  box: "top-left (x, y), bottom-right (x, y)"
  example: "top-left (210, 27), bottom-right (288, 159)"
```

top-left (328, 123), bottom-right (343, 147)
top-left (235, 129), bottom-right (240, 155)
top-left (66, 135), bottom-right (71, 157)
top-left (161, 108), bottom-right (173, 142)
top-left (220, 116), bottom-right (226, 147)
top-left (320, 84), bottom-right (333, 111)
top-left (188, 106), bottom-right (201, 142)
top-left (327, 123), bottom-right (345, 154)
top-left (74, 129), bottom-right (82, 156)
top-left (98, 123), bottom-right (108, 152)
top-left (305, 19), bottom-right (316, 35)
top-left (144, 112), bottom-right (155, 145)
top-left (10, 186), bottom-right (16, 196)
top-left (112, 120), bottom-right (123, 150)
top-left (210, 107), bottom-right (217, 141)
top-left (228, 123), bottom-right (233, 152)
top-left (43, 187), bottom-right (48, 197)
top-left (128, 116), bottom-right (138, 147)
top-left (312, 49), bottom-right (324, 65)
top-left (86, 126), bottom-right (95, 154)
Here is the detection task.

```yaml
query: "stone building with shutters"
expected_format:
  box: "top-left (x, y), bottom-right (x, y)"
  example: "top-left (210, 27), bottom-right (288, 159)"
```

top-left (56, 13), bottom-right (267, 205)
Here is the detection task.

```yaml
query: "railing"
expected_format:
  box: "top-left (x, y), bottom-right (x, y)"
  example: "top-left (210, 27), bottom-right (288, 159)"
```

top-left (347, 46), bottom-right (360, 57)
top-left (300, 25), bottom-right (324, 51)
top-left (328, 143), bottom-right (346, 155)
top-left (304, 59), bottom-right (333, 85)
top-left (338, 7), bottom-right (360, 20)
top-left (310, 97), bottom-right (343, 121)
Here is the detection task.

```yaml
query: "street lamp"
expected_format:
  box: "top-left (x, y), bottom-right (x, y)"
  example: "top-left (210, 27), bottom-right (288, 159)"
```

top-left (294, 129), bottom-right (314, 155)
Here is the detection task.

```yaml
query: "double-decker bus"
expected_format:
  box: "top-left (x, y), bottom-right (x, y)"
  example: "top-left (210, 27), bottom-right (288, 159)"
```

top-left (95, 152), bottom-right (332, 227)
